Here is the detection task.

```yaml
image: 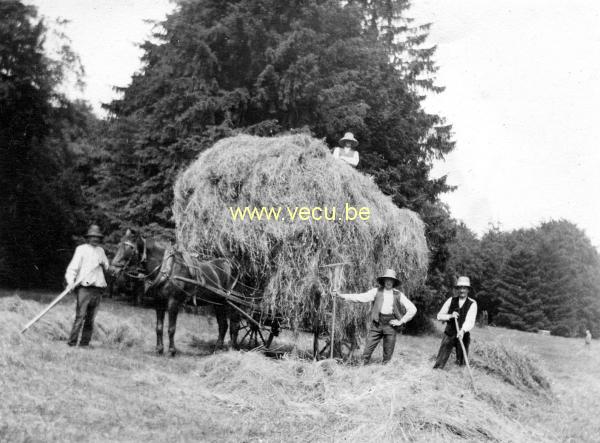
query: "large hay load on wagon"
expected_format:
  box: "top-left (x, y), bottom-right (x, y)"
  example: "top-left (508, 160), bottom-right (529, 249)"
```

top-left (172, 134), bottom-right (428, 340)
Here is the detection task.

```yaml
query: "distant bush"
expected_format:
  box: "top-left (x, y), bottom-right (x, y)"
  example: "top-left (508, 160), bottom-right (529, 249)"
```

top-left (550, 324), bottom-right (571, 337)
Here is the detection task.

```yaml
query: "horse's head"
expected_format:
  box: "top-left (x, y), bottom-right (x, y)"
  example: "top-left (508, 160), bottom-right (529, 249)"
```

top-left (109, 229), bottom-right (144, 277)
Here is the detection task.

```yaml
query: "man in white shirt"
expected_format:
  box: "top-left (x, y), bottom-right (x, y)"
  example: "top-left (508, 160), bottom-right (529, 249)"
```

top-left (433, 276), bottom-right (478, 369)
top-left (65, 225), bottom-right (110, 347)
top-left (335, 269), bottom-right (417, 364)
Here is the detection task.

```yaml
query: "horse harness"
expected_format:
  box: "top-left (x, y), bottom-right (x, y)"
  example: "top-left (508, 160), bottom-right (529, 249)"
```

top-left (157, 247), bottom-right (241, 307)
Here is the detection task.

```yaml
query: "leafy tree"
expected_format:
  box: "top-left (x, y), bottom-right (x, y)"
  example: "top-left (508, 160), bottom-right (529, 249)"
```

top-left (535, 220), bottom-right (600, 336)
top-left (476, 225), bottom-right (513, 323)
top-left (0, 1), bottom-right (90, 287)
top-left (456, 220), bottom-right (600, 336)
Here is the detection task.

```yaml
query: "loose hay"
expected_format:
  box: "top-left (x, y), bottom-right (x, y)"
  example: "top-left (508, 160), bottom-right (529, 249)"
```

top-left (472, 341), bottom-right (552, 395)
top-left (172, 134), bottom-right (429, 339)
top-left (0, 295), bottom-right (144, 350)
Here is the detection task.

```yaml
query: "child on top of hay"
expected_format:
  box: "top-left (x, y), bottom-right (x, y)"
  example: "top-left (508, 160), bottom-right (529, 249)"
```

top-left (332, 132), bottom-right (360, 167)
top-left (334, 269), bottom-right (417, 364)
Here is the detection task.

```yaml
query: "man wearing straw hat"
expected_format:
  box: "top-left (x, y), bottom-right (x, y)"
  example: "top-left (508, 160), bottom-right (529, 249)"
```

top-left (334, 269), bottom-right (417, 364)
top-left (65, 224), bottom-right (110, 347)
top-left (433, 276), bottom-right (478, 369)
top-left (332, 132), bottom-right (360, 167)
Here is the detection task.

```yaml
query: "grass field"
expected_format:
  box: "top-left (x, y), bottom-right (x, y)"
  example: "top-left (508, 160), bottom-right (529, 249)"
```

top-left (1, 289), bottom-right (599, 442)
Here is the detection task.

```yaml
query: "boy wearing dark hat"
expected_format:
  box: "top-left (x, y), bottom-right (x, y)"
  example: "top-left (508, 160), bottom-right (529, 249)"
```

top-left (335, 269), bottom-right (417, 364)
top-left (65, 225), bottom-right (109, 347)
top-left (433, 276), bottom-right (478, 369)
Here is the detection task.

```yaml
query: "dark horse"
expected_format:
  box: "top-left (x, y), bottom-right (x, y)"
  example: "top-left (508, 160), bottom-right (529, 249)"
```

top-left (155, 249), bottom-right (240, 356)
top-left (109, 229), bottom-right (168, 305)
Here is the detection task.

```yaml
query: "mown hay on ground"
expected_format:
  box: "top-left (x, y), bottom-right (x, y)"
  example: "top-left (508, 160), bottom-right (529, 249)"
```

top-left (0, 295), bottom-right (145, 352)
top-left (471, 341), bottom-right (552, 395)
top-left (172, 134), bottom-right (428, 338)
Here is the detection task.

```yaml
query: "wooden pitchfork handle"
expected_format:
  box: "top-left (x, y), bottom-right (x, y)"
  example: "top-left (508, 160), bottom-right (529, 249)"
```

top-left (454, 316), bottom-right (477, 394)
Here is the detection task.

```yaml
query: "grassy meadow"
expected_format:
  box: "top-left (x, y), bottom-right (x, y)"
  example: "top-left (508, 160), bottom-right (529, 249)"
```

top-left (1, 289), bottom-right (599, 442)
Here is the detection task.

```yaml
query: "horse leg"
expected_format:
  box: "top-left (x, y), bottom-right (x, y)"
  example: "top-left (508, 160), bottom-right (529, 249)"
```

top-left (155, 299), bottom-right (166, 355)
top-left (135, 280), bottom-right (144, 306)
top-left (167, 297), bottom-right (180, 357)
top-left (214, 304), bottom-right (228, 351)
top-left (229, 308), bottom-right (241, 350)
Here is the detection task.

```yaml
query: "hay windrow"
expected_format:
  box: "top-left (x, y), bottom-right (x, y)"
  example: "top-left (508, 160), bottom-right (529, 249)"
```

top-left (173, 134), bottom-right (429, 338)
top-left (472, 341), bottom-right (552, 395)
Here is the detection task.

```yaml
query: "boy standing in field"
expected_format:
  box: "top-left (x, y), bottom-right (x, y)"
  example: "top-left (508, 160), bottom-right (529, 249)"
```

top-left (433, 276), bottom-right (478, 369)
top-left (65, 225), bottom-right (109, 347)
top-left (334, 269), bottom-right (417, 364)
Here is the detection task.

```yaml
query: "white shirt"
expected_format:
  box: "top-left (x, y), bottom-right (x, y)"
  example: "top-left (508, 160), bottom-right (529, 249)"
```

top-left (332, 147), bottom-right (359, 166)
top-left (65, 244), bottom-right (109, 287)
top-left (437, 297), bottom-right (478, 333)
top-left (339, 288), bottom-right (417, 324)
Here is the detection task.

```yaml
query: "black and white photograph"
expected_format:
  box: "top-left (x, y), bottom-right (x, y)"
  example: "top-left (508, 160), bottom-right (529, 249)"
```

top-left (1, 0), bottom-right (599, 441)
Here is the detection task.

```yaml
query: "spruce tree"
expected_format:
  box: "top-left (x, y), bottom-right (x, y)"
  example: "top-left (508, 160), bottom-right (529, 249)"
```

top-left (495, 246), bottom-right (548, 331)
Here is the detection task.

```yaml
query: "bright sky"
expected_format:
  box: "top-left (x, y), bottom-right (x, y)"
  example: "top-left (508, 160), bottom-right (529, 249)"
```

top-left (32, 0), bottom-right (600, 248)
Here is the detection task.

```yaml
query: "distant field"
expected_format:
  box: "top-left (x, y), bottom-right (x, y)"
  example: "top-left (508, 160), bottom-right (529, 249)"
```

top-left (1, 289), bottom-right (599, 442)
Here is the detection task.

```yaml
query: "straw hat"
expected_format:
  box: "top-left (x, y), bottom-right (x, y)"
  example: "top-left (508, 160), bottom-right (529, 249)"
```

top-left (85, 224), bottom-right (104, 238)
top-left (455, 276), bottom-right (470, 287)
top-left (377, 269), bottom-right (401, 288)
top-left (339, 132), bottom-right (358, 148)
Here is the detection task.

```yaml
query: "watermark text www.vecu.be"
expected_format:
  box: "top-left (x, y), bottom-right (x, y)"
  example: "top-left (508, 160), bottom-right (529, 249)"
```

top-left (228, 204), bottom-right (370, 222)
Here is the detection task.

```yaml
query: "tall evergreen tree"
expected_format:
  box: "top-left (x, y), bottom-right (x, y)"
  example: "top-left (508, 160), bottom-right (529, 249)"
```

top-left (495, 246), bottom-right (548, 332)
top-left (98, 0), bottom-right (453, 229)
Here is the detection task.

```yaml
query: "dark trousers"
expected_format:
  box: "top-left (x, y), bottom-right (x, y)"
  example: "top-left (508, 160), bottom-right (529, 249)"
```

top-left (433, 332), bottom-right (471, 369)
top-left (363, 314), bottom-right (397, 364)
top-left (68, 286), bottom-right (102, 346)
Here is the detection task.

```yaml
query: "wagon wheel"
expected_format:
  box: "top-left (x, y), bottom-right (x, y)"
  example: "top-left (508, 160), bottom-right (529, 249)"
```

top-left (237, 318), bottom-right (279, 349)
top-left (313, 328), bottom-right (355, 361)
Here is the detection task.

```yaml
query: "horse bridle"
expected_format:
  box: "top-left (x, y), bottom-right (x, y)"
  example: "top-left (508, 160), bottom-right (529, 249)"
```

top-left (112, 238), bottom-right (159, 281)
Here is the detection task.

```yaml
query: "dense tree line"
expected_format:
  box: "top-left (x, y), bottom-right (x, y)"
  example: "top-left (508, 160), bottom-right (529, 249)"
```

top-left (0, 1), bottom-right (99, 287)
top-left (446, 220), bottom-right (600, 337)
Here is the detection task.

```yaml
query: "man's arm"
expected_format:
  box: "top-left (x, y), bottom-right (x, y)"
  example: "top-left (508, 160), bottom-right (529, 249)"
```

top-left (65, 247), bottom-right (82, 286)
top-left (396, 293), bottom-right (417, 324)
top-left (460, 301), bottom-right (478, 333)
top-left (337, 287), bottom-right (377, 303)
top-left (349, 151), bottom-right (359, 166)
top-left (99, 248), bottom-right (110, 271)
top-left (436, 298), bottom-right (454, 321)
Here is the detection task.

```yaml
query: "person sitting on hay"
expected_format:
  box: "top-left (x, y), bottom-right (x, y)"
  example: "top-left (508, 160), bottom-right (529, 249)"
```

top-left (332, 132), bottom-right (360, 167)
top-left (334, 269), bottom-right (417, 364)
top-left (433, 276), bottom-right (478, 369)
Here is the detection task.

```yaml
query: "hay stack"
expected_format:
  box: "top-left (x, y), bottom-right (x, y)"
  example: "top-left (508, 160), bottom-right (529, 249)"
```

top-left (173, 134), bottom-right (428, 338)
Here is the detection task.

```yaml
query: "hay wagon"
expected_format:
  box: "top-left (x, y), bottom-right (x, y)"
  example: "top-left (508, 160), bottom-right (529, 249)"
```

top-left (172, 263), bottom-right (352, 359)
top-left (171, 273), bottom-right (283, 351)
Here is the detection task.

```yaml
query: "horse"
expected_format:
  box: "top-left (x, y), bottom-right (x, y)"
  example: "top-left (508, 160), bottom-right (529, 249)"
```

top-left (155, 249), bottom-right (240, 356)
top-left (109, 229), bottom-right (168, 305)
